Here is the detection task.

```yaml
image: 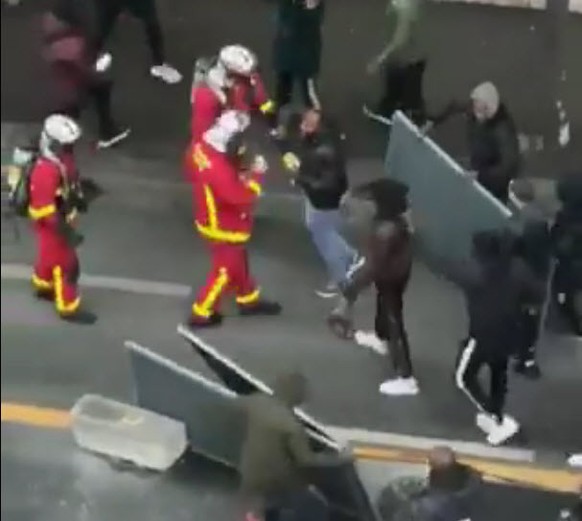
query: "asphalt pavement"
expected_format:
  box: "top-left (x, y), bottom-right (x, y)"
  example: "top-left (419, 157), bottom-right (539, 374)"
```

top-left (2, 1), bottom-right (581, 519)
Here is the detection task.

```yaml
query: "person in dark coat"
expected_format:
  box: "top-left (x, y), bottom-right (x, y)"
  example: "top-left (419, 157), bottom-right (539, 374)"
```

top-left (328, 178), bottom-right (418, 397)
top-left (378, 446), bottom-right (483, 521)
top-left (42, 0), bottom-right (129, 148)
top-left (455, 229), bottom-right (543, 446)
top-left (96, 0), bottom-right (182, 85)
top-left (425, 82), bottom-right (520, 204)
top-left (552, 173), bottom-right (582, 336)
top-left (239, 370), bottom-right (350, 521)
top-left (272, 0), bottom-right (325, 116)
top-left (280, 108), bottom-right (358, 298)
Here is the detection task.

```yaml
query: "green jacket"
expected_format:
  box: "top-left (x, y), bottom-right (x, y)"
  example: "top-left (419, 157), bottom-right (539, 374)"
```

top-left (238, 371), bottom-right (344, 506)
top-left (383, 0), bottom-right (427, 65)
top-left (273, 0), bottom-right (325, 76)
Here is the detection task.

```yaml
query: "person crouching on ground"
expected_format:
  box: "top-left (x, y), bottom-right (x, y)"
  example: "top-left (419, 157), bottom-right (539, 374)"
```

top-left (239, 370), bottom-right (352, 521)
top-left (377, 446), bottom-right (482, 521)
top-left (187, 110), bottom-right (281, 328)
top-left (280, 108), bottom-right (359, 298)
top-left (328, 178), bottom-right (419, 397)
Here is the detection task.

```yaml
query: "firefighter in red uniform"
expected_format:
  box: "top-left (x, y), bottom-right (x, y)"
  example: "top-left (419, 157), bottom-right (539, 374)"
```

top-left (190, 44), bottom-right (274, 144)
top-left (28, 115), bottom-right (96, 324)
top-left (188, 110), bottom-right (281, 328)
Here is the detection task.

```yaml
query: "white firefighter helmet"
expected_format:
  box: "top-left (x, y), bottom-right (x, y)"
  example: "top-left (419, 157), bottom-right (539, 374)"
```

top-left (42, 114), bottom-right (82, 145)
top-left (218, 45), bottom-right (257, 77)
top-left (203, 110), bottom-right (250, 153)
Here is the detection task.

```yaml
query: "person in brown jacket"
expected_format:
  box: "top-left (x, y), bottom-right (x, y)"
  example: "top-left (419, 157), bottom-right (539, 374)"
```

top-left (239, 370), bottom-right (350, 521)
top-left (328, 178), bottom-right (418, 397)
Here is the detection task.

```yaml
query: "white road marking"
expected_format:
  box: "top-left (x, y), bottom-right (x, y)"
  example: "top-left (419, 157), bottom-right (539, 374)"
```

top-left (1, 263), bottom-right (191, 298)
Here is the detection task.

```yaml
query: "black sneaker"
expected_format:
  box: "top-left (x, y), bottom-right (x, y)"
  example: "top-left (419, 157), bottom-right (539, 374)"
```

top-left (97, 127), bottom-right (131, 149)
top-left (239, 300), bottom-right (282, 317)
top-left (188, 312), bottom-right (223, 329)
top-left (34, 289), bottom-right (54, 302)
top-left (61, 310), bottom-right (97, 325)
top-left (514, 359), bottom-right (541, 380)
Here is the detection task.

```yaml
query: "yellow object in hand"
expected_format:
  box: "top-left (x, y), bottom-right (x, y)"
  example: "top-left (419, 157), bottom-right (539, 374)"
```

top-left (282, 152), bottom-right (301, 172)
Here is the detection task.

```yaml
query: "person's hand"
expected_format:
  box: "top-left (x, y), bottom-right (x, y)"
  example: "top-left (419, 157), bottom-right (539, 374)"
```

top-left (251, 155), bottom-right (268, 174)
top-left (419, 120), bottom-right (434, 138)
top-left (282, 152), bottom-right (301, 173)
top-left (465, 169), bottom-right (478, 180)
top-left (366, 55), bottom-right (384, 75)
top-left (95, 52), bottom-right (112, 73)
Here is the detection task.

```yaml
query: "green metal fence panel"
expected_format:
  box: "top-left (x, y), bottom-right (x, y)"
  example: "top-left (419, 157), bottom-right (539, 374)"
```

top-left (385, 111), bottom-right (518, 275)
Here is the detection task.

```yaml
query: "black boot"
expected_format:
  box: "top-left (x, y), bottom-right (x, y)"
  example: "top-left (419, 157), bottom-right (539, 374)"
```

top-left (239, 300), bottom-right (282, 317)
top-left (188, 312), bottom-right (224, 329)
top-left (513, 359), bottom-right (542, 380)
top-left (34, 289), bottom-right (54, 302)
top-left (60, 309), bottom-right (97, 325)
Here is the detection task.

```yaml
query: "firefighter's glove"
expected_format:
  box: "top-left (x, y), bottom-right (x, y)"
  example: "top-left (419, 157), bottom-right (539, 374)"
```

top-left (282, 152), bottom-right (300, 173)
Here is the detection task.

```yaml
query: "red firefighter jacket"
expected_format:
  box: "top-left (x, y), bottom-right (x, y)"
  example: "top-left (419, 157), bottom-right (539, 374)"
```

top-left (28, 153), bottom-right (79, 227)
top-left (229, 72), bottom-right (274, 115)
top-left (190, 141), bottom-right (264, 243)
top-left (190, 84), bottom-right (226, 143)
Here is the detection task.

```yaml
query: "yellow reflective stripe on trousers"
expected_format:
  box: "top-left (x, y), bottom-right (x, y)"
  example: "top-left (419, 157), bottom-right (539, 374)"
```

top-left (193, 267), bottom-right (229, 318)
top-left (247, 180), bottom-right (261, 196)
top-left (32, 273), bottom-right (53, 290)
top-left (28, 204), bottom-right (56, 220)
top-left (236, 289), bottom-right (260, 305)
top-left (53, 266), bottom-right (80, 315)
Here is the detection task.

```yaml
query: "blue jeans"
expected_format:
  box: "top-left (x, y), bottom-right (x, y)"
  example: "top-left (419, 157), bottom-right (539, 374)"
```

top-left (304, 199), bottom-right (356, 285)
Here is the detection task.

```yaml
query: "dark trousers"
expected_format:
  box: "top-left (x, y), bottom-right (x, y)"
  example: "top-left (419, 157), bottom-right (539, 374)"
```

top-left (99, 0), bottom-right (165, 65)
top-left (554, 257), bottom-right (582, 335)
top-left (455, 339), bottom-right (508, 422)
top-left (374, 279), bottom-right (413, 378)
top-left (476, 172), bottom-right (512, 205)
top-left (275, 72), bottom-right (321, 113)
top-left (264, 488), bottom-right (329, 521)
top-left (376, 60), bottom-right (426, 122)
top-left (515, 307), bottom-right (541, 363)
top-left (57, 80), bottom-right (116, 138)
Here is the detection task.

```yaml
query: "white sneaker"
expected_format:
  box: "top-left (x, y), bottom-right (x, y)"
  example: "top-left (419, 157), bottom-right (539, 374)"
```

top-left (486, 415), bottom-right (520, 446)
top-left (150, 64), bottom-right (183, 84)
top-left (475, 412), bottom-right (497, 434)
top-left (315, 282), bottom-right (338, 299)
top-left (567, 453), bottom-right (582, 467)
top-left (354, 330), bottom-right (388, 355)
top-left (379, 377), bottom-right (419, 396)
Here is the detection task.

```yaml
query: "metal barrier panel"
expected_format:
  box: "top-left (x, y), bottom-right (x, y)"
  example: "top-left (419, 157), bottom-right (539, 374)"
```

top-left (385, 111), bottom-right (517, 276)
top-left (126, 339), bottom-right (379, 521)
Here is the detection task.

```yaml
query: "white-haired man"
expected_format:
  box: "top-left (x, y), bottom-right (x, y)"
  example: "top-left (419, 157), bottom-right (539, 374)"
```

top-left (188, 110), bottom-right (281, 328)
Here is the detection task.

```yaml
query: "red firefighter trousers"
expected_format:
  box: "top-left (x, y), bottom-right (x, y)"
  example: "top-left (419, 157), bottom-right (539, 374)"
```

top-left (32, 223), bottom-right (81, 316)
top-left (192, 241), bottom-right (260, 318)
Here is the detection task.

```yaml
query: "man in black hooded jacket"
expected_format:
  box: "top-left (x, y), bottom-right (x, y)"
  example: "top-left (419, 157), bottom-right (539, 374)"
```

top-left (424, 81), bottom-right (520, 204)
